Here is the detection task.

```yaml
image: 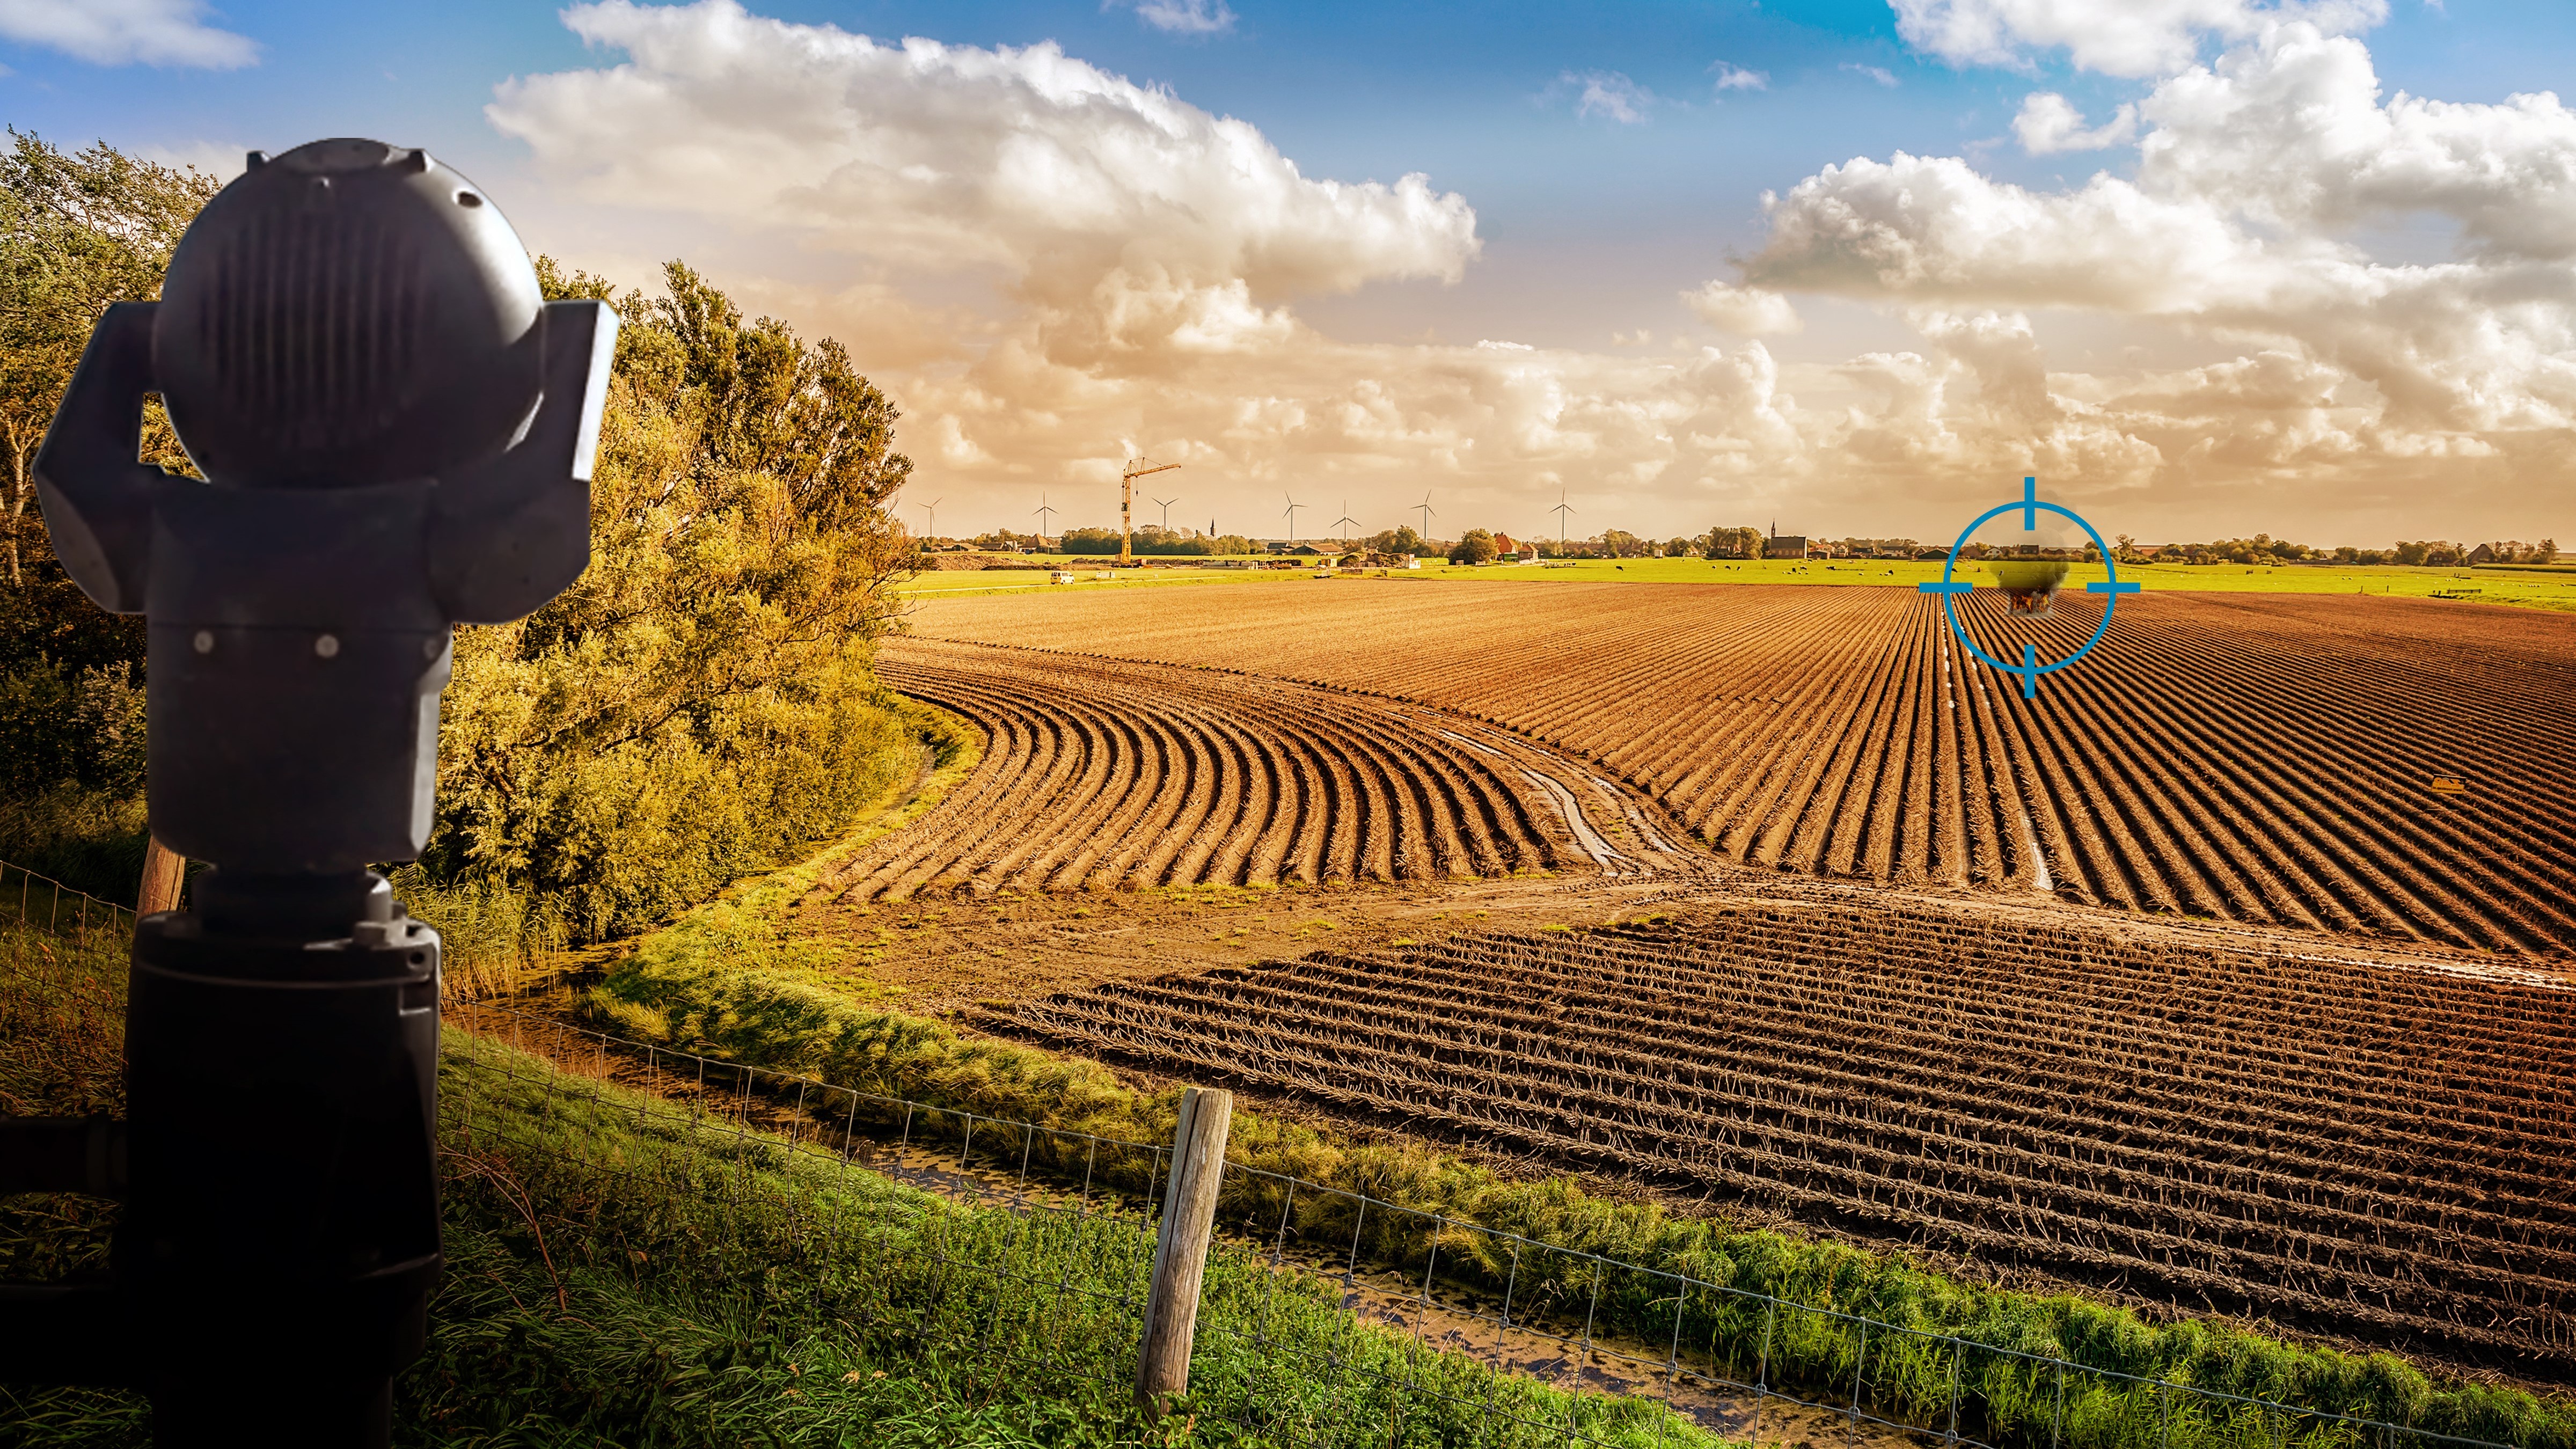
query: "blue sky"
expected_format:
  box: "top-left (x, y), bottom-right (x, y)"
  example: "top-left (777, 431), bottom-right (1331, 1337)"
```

top-left (10, 0), bottom-right (2575, 543)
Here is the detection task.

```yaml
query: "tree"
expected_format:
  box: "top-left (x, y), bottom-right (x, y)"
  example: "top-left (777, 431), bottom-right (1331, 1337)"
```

top-left (1, 132), bottom-right (216, 636)
top-left (537, 258), bottom-right (913, 529)
top-left (1448, 529), bottom-right (1498, 565)
top-left (1701, 525), bottom-right (1762, 559)
top-left (1367, 524), bottom-right (1426, 557)
top-left (0, 135), bottom-right (219, 902)
top-left (2540, 538), bottom-right (2560, 562)
top-left (419, 259), bottom-right (920, 940)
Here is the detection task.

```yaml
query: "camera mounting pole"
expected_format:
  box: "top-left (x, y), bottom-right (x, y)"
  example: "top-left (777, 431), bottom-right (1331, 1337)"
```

top-left (0, 138), bottom-right (614, 1447)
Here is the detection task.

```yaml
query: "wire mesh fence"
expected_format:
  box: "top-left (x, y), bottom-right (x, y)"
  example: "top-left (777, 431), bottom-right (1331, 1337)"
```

top-left (0, 859), bottom-right (134, 948)
top-left (1187, 1156), bottom-right (2528, 1449)
top-left (0, 862), bottom-right (2537, 1449)
top-left (450, 1000), bottom-right (2527, 1449)
top-left (443, 1001), bottom-right (1176, 1428)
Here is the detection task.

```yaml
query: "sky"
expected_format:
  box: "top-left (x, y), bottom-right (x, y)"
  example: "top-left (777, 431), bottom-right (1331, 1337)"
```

top-left (8, 0), bottom-right (2576, 546)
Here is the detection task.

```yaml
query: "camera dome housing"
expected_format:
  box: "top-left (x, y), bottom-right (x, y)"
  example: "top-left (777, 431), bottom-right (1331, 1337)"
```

top-left (153, 138), bottom-right (545, 488)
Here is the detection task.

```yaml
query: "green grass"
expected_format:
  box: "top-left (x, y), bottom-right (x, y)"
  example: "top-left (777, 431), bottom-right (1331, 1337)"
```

top-left (1397, 557), bottom-right (2576, 611)
top-left (587, 873), bottom-right (2575, 1449)
top-left (0, 914), bottom-right (1724, 1447)
top-left (906, 554), bottom-right (2576, 614)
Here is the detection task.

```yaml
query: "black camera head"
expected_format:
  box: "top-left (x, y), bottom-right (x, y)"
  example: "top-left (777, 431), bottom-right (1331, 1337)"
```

top-left (153, 138), bottom-right (546, 489)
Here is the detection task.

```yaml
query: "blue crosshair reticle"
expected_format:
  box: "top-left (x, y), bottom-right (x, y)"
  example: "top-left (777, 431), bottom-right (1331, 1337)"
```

top-left (1916, 477), bottom-right (2139, 699)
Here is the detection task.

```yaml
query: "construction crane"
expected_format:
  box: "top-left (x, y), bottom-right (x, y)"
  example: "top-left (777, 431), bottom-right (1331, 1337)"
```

top-left (1120, 456), bottom-right (1180, 564)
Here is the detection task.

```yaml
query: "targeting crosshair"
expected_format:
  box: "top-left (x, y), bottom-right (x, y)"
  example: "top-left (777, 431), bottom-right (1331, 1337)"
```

top-left (1918, 477), bottom-right (2139, 699)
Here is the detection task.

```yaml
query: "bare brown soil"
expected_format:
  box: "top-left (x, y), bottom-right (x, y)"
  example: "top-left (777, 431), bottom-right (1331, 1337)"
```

top-left (908, 582), bottom-right (2576, 955)
top-left (835, 639), bottom-right (1700, 899)
top-left (795, 870), bottom-right (1696, 1018)
top-left (790, 580), bottom-right (2576, 1382)
top-left (991, 898), bottom-right (2576, 1377)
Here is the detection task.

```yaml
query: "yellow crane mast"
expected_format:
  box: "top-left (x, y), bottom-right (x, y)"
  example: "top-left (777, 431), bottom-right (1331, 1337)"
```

top-left (1120, 456), bottom-right (1180, 564)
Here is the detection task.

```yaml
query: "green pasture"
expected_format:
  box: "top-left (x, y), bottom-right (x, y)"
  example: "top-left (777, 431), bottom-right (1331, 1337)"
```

top-left (905, 554), bottom-right (2576, 614)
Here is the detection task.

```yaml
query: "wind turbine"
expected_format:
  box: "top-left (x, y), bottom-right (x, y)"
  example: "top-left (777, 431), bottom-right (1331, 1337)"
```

top-left (1550, 490), bottom-right (1576, 547)
top-left (1152, 496), bottom-right (1179, 530)
top-left (913, 496), bottom-right (943, 543)
top-left (1330, 500), bottom-right (1359, 543)
top-left (1282, 494), bottom-right (1307, 542)
top-left (1033, 493), bottom-right (1058, 546)
top-left (1414, 491), bottom-right (1435, 539)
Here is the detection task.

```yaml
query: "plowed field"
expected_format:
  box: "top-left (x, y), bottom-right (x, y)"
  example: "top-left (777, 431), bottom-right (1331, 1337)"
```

top-left (910, 583), bottom-right (2576, 955)
top-left (993, 901), bottom-right (2576, 1373)
top-left (833, 639), bottom-right (1694, 901)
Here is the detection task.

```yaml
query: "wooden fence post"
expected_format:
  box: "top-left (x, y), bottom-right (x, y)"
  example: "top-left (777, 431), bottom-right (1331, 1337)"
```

top-left (136, 837), bottom-right (186, 917)
top-left (1136, 1085), bottom-right (1232, 1421)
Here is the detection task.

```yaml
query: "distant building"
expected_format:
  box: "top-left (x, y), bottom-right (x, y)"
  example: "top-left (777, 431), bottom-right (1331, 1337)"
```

top-left (2467, 543), bottom-right (2498, 564)
top-left (1765, 535), bottom-right (1809, 559)
top-left (1494, 533), bottom-right (1519, 555)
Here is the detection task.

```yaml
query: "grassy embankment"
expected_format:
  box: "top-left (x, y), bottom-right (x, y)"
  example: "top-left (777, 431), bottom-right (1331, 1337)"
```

top-left (583, 759), bottom-right (2575, 1449)
top-left (0, 904), bottom-right (1721, 1447)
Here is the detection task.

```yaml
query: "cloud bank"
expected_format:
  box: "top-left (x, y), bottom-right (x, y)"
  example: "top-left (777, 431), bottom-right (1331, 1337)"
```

top-left (0, 0), bottom-right (257, 67)
top-left (491, 0), bottom-right (2572, 541)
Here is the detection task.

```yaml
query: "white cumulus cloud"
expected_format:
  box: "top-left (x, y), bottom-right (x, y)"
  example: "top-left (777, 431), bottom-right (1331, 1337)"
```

top-left (487, 0), bottom-right (2570, 544)
top-left (1745, 21), bottom-right (2576, 448)
top-left (2014, 93), bottom-right (2139, 152)
top-left (1891, 0), bottom-right (2387, 77)
top-left (0, 0), bottom-right (255, 67)
top-left (491, 0), bottom-right (1477, 370)
top-left (1684, 281), bottom-right (1803, 335)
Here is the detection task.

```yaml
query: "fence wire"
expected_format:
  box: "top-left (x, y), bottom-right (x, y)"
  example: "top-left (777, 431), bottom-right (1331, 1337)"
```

top-left (443, 1002), bottom-right (1171, 1427)
top-left (450, 1001), bottom-right (2524, 1449)
top-left (0, 866), bottom-right (2534, 1449)
top-left (0, 859), bottom-right (133, 949)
